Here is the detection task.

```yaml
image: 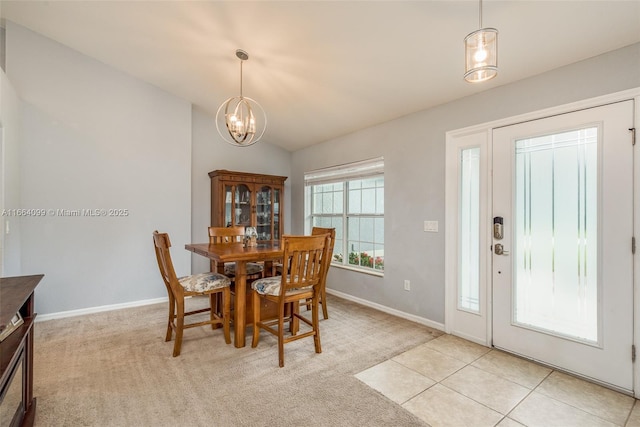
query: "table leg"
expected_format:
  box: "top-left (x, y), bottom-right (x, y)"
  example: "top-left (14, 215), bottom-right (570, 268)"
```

top-left (264, 260), bottom-right (274, 277)
top-left (234, 261), bottom-right (247, 348)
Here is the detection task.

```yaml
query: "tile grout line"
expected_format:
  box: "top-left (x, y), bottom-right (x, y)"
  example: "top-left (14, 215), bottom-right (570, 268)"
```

top-left (498, 368), bottom-right (554, 427)
top-left (523, 369), bottom-right (631, 427)
top-left (393, 338), bottom-right (501, 410)
top-left (399, 345), bottom-right (511, 419)
top-left (359, 334), bottom-right (639, 427)
top-left (401, 342), bottom-right (546, 425)
top-left (622, 399), bottom-right (639, 426)
top-left (393, 337), bottom-right (486, 407)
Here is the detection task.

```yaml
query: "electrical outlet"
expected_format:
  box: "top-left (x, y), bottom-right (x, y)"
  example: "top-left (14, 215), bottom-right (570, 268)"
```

top-left (404, 279), bottom-right (410, 291)
top-left (424, 220), bottom-right (438, 232)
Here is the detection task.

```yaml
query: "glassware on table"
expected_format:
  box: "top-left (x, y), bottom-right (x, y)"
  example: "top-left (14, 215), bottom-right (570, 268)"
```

top-left (245, 226), bottom-right (258, 247)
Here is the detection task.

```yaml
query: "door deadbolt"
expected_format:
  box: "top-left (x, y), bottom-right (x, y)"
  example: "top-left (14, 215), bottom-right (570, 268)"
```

top-left (493, 216), bottom-right (504, 240)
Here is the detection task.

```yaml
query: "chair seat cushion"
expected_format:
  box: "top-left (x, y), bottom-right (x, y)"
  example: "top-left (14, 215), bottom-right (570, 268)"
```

top-left (251, 276), bottom-right (312, 296)
top-left (178, 272), bottom-right (230, 293)
top-left (224, 262), bottom-right (263, 277)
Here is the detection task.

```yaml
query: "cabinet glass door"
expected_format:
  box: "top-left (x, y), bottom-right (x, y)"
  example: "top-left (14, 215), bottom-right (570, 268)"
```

top-left (273, 188), bottom-right (281, 241)
top-left (235, 184), bottom-right (252, 227)
top-left (256, 186), bottom-right (273, 241)
top-left (224, 185), bottom-right (233, 226)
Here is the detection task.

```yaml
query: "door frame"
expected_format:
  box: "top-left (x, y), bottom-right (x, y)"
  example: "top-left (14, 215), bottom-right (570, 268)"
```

top-left (0, 128), bottom-right (4, 277)
top-left (445, 87), bottom-right (640, 395)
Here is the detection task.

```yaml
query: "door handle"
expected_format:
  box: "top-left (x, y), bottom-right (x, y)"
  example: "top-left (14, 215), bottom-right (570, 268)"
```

top-left (494, 243), bottom-right (509, 255)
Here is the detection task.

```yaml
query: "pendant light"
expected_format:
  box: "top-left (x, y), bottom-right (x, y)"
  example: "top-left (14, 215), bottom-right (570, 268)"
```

top-left (216, 49), bottom-right (267, 147)
top-left (464, 0), bottom-right (498, 83)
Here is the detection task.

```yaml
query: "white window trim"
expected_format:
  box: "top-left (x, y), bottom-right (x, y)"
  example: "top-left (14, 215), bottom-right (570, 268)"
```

top-left (305, 157), bottom-right (385, 275)
top-left (305, 157), bottom-right (384, 185)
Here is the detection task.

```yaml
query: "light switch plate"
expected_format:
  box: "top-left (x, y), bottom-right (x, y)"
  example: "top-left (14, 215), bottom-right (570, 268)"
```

top-left (424, 220), bottom-right (438, 232)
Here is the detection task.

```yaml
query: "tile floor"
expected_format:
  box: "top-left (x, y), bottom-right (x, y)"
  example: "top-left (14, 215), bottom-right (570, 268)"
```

top-left (355, 334), bottom-right (640, 427)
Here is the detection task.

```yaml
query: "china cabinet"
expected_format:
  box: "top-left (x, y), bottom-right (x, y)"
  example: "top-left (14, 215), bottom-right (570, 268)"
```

top-left (0, 275), bottom-right (42, 427)
top-left (209, 170), bottom-right (286, 242)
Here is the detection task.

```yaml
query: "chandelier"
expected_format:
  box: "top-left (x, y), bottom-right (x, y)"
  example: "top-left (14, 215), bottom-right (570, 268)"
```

top-left (216, 49), bottom-right (267, 147)
top-left (464, 0), bottom-right (498, 83)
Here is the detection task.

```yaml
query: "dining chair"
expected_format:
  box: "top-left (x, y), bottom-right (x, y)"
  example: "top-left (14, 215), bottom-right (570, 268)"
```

top-left (208, 226), bottom-right (264, 280)
top-left (250, 234), bottom-right (330, 367)
top-left (153, 230), bottom-right (231, 357)
top-left (277, 227), bottom-right (336, 320)
top-left (309, 227), bottom-right (335, 319)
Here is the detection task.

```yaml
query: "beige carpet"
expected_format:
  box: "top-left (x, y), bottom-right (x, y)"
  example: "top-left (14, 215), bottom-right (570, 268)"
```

top-left (33, 295), bottom-right (441, 426)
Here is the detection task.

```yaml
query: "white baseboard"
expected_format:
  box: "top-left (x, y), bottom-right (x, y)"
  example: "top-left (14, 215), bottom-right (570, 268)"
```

top-left (36, 297), bottom-right (168, 322)
top-left (36, 290), bottom-right (446, 332)
top-left (326, 288), bottom-right (445, 332)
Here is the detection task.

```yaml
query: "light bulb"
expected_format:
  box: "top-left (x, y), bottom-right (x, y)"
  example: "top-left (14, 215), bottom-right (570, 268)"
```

top-left (474, 48), bottom-right (487, 63)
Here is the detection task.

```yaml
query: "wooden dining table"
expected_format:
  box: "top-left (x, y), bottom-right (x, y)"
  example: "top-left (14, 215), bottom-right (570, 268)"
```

top-left (184, 241), bottom-right (283, 348)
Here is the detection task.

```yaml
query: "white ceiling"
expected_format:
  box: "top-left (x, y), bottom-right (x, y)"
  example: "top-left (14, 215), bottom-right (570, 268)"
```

top-left (2, 1), bottom-right (639, 152)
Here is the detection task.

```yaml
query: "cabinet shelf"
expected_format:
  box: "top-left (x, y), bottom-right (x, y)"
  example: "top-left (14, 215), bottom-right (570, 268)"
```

top-left (0, 317), bottom-right (32, 374)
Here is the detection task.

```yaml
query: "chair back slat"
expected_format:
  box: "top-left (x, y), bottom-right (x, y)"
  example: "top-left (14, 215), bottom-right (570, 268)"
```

top-left (208, 226), bottom-right (245, 244)
top-left (311, 227), bottom-right (336, 276)
top-left (280, 234), bottom-right (329, 295)
top-left (208, 226), bottom-right (247, 273)
top-left (153, 231), bottom-right (183, 297)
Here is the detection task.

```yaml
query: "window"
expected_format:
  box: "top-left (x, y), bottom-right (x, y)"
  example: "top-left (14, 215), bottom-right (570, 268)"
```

top-left (458, 147), bottom-right (480, 313)
top-left (305, 158), bottom-right (384, 274)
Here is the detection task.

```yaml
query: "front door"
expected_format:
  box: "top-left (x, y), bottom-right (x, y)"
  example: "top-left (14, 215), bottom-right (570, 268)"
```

top-left (492, 101), bottom-right (635, 392)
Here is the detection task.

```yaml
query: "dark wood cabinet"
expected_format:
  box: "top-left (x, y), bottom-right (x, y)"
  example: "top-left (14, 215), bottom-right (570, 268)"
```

top-left (209, 170), bottom-right (286, 243)
top-left (0, 275), bottom-right (42, 427)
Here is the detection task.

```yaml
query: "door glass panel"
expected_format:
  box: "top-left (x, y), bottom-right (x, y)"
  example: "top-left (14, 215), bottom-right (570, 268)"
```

top-left (459, 147), bottom-right (480, 313)
top-left (514, 127), bottom-right (598, 342)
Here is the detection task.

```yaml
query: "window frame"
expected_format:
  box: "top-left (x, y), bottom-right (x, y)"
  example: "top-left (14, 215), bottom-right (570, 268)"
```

top-left (305, 158), bottom-right (384, 276)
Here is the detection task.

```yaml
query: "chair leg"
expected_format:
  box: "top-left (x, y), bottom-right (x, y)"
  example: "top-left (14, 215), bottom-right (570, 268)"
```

top-left (321, 288), bottom-right (329, 320)
top-left (222, 287), bottom-right (231, 344)
top-left (251, 290), bottom-right (261, 348)
top-left (312, 293), bottom-right (322, 354)
top-left (209, 293), bottom-right (217, 329)
top-left (165, 293), bottom-right (175, 342)
top-left (173, 299), bottom-right (185, 357)
top-left (278, 303), bottom-right (286, 368)
top-left (290, 302), bottom-right (300, 335)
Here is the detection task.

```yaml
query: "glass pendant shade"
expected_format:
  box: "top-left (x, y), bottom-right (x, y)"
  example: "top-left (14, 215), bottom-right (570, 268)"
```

top-left (216, 49), bottom-right (267, 147)
top-left (464, 28), bottom-right (498, 83)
